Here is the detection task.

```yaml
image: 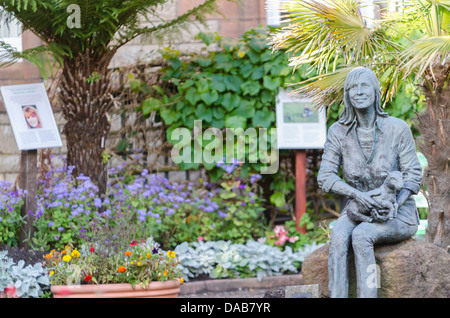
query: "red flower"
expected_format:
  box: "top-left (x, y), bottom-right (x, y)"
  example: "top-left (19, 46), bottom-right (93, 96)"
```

top-left (84, 275), bottom-right (92, 282)
top-left (129, 240), bottom-right (138, 246)
top-left (90, 247), bottom-right (95, 253)
top-left (4, 286), bottom-right (17, 298)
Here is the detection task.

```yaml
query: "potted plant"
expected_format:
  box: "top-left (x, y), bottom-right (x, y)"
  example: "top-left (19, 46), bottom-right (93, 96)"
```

top-left (45, 237), bottom-right (184, 298)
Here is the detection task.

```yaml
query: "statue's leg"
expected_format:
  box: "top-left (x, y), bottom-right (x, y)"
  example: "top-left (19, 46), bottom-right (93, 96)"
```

top-left (351, 219), bottom-right (418, 298)
top-left (328, 214), bottom-right (357, 298)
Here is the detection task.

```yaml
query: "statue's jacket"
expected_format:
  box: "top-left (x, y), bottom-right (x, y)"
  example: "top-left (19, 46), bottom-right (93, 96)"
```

top-left (318, 115), bottom-right (423, 226)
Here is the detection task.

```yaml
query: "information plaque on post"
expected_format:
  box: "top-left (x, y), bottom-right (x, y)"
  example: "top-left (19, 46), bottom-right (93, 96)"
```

top-left (275, 88), bottom-right (326, 233)
top-left (0, 83), bottom-right (62, 150)
top-left (0, 82), bottom-right (62, 248)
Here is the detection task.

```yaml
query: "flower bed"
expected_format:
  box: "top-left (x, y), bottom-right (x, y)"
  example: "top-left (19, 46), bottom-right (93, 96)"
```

top-left (0, 159), bottom-right (267, 250)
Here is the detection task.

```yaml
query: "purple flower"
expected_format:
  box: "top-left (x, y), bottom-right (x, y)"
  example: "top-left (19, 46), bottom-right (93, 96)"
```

top-left (58, 226), bottom-right (64, 232)
top-left (241, 202), bottom-right (246, 206)
top-left (48, 221), bottom-right (54, 227)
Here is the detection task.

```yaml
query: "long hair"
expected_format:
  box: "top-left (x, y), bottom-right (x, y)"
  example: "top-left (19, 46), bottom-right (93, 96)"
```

top-left (339, 67), bottom-right (388, 125)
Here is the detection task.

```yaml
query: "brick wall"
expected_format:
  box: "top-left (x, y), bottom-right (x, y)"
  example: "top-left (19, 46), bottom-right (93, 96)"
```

top-left (0, 0), bottom-right (268, 182)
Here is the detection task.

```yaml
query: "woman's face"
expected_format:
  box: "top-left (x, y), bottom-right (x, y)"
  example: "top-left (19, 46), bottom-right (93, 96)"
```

top-left (24, 108), bottom-right (40, 128)
top-left (347, 72), bottom-right (375, 111)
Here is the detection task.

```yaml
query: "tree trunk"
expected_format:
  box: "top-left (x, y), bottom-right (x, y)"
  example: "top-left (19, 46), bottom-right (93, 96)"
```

top-left (58, 50), bottom-right (115, 197)
top-left (417, 65), bottom-right (450, 249)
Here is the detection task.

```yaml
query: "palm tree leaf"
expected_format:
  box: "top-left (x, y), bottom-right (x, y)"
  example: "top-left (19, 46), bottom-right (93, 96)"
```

top-left (399, 35), bottom-right (450, 79)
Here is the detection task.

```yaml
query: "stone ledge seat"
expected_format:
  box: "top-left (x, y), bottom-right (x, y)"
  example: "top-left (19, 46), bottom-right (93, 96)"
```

top-left (302, 239), bottom-right (450, 298)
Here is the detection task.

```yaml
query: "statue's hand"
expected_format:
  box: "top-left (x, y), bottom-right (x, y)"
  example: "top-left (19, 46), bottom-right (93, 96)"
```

top-left (354, 191), bottom-right (382, 211)
top-left (371, 208), bottom-right (390, 222)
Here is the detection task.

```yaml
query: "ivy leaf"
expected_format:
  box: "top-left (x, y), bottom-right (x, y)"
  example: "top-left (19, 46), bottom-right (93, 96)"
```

top-left (260, 90), bottom-right (274, 105)
top-left (240, 80), bottom-right (261, 96)
top-left (225, 115), bottom-right (247, 129)
top-left (160, 107), bottom-right (181, 124)
top-left (185, 87), bottom-right (200, 105)
top-left (229, 100), bottom-right (254, 118)
top-left (142, 97), bottom-right (162, 116)
top-left (224, 75), bottom-right (243, 93)
top-left (246, 50), bottom-right (260, 64)
top-left (210, 74), bottom-right (226, 92)
top-left (249, 37), bottom-right (268, 53)
top-left (263, 76), bottom-right (281, 91)
top-left (211, 118), bottom-right (225, 129)
top-left (251, 66), bottom-right (265, 80)
top-left (200, 90), bottom-right (219, 106)
top-left (252, 109), bottom-right (275, 128)
top-left (195, 103), bottom-right (213, 122)
top-left (270, 192), bottom-right (286, 207)
top-left (221, 93), bottom-right (241, 112)
top-left (196, 32), bottom-right (221, 46)
top-left (195, 56), bottom-right (212, 67)
top-left (214, 54), bottom-right (234, 72)
top-left (213, 106), bottom-right (225, 119)
top-left (239, 62), bottom-right (254, 78)
top-left (196, 78), bottom-right (209, 94)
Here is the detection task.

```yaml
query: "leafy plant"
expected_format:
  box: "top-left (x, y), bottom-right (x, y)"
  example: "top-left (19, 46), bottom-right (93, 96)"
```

top-left (0, 251), bottom-right (50, 298)
top-left (174, 239), bottom-right (325, 282)
top-left (45, 238), bottom-right (183, 288)
top-left (0, 181), bottom-right (24, 246)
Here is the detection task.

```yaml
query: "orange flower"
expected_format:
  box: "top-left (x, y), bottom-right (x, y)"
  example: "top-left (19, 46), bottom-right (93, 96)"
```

top-left (117, 266), bottom-right (126, 273)
top-left (61, 250), bottom-right (67, 255)
top-left (45, 253), bottom-right (53, 259)
top-left (124, 251), bottom-right (132, 257)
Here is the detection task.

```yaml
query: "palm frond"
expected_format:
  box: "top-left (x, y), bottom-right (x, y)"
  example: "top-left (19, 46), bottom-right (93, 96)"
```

top-left (399, 35), bottom-right (450, 79)
top-left (271, 0), bottom-right (391, 73)
top-left (289, 66), bottom-right (357, 107)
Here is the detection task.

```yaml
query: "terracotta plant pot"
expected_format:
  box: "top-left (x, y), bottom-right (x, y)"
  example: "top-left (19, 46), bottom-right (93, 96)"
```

top-left (51, 280), bottom-right (181, 298)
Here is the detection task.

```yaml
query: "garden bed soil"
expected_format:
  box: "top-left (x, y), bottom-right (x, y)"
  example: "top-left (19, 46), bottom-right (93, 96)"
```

top-left (0, 244), bottom-right (48, 266)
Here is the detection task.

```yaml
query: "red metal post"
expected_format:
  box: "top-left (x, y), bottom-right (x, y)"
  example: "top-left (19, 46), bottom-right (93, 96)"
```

top-left (295, 150), bottom-right (307, 234)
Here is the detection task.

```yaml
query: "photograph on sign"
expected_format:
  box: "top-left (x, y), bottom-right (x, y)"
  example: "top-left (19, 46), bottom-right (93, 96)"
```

top-left (275, 88), bottom-right (326, 149)
top-left (0, 83), bottom-right (62, 150)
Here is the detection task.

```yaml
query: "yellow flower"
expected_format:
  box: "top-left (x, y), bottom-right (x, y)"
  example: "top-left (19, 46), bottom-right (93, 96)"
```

top-left (163, 270), bottom-right (168, 276)
top-left (49, 271), bottom-right (54, 277)
top-left (137, 262), bottom-right (141, 266)
top-left (130, 261), bottom-right (134, 265)
top-left (71, 249), bottom-right (80, 258)
top-left (167, 251), bottom-right (176, 258)
top-left (146, 253), bottom-right (150, 259)
top-left (180, 278), bottom-right (184, 284)
top-left (63, 255), bottom-right (71, 262)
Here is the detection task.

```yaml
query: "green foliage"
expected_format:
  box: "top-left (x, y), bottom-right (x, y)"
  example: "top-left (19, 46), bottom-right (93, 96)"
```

top-left (0, 185), bottom-right (24, 247)
top-left (0, 251), bottom-right (50, 298)
top-left (131, 26), bottom-right (305, 184)
top-left (174, 240), bottom-right (325, 281)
